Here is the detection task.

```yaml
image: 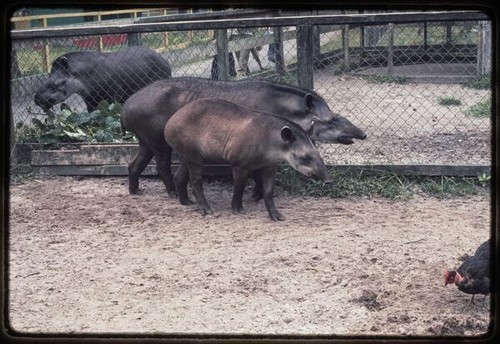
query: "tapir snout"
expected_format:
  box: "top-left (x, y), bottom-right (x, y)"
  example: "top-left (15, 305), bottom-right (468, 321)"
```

top-left (311, 115), bottom-right (367, 144)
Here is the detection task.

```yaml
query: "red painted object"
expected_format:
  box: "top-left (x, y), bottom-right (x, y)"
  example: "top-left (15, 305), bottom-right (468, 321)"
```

top-left (73, 34), bottom-right (127, 49)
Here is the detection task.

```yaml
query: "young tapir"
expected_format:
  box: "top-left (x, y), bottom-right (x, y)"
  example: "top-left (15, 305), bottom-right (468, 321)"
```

top-left (164, 98), bottom-right (332, 221)
top-left (121, 77), bottom-right (366, 196)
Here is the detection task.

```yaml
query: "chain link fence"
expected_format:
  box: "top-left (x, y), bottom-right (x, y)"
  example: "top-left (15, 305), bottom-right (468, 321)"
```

top-left (10, 10), bottom-right (491, 168)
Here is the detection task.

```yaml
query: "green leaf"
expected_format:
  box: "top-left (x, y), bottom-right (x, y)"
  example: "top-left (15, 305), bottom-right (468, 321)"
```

top-left (63, 130), bottom-right (86, 139)
top-left (94, 129), bottom-right (114, 142)
top-left (31, 118), bottom-right (45, 129)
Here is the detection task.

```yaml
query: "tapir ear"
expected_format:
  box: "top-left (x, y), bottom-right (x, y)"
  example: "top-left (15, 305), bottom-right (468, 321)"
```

top-left (280, 126), bottom-right (295, 143)
top-left (304, 93), bottom-right (314, 112)
top-left (53, 56), bottom-right (70, 73)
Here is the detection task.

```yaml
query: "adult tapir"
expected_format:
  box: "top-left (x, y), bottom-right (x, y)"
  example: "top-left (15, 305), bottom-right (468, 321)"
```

top-left (34, 46), bottom-right (172, 112)
top-left (165, 98), bottom-right (332, 221)
top-left (121, 77), bottom-right (366, 195)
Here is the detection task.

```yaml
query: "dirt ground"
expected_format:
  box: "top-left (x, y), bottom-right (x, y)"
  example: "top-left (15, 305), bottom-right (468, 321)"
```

top-left (8, 176), bottom-right (492, 337)
top-left (314, 72), bottom-right (491, 166)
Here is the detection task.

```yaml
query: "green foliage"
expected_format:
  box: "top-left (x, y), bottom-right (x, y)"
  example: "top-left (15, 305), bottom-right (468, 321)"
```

top-left (438, 96), bottom-right (462, 106)
top-left (477, 173), bottom-right (491, 187)
top-left (463, 75), bottom-right (491, 90)
top-left (275, 166), bottom-right (486, 200)
top-left (16, 101), bottom-right (136, 144)
top-left (464, 98), bottom-right (491, 118)
top-left (365, 73), bottom-right (408, 84)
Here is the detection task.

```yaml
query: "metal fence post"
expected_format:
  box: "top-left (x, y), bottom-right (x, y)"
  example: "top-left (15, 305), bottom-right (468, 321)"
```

top-left (297, 25), bottom-right (314, 90)
top-left (215, 28), bottom-right (229, 80)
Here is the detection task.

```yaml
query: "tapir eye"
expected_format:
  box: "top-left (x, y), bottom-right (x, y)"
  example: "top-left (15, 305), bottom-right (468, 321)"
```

top-left (329, 117), bottom-right (340, 124)
top-left (299, 155), bottom-right (313, 164)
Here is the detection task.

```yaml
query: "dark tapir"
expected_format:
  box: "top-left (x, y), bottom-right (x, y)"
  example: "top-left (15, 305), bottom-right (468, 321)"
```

top-left (165, 98), bottom-right (332, 221)
top-left (34, 46), bottom-right (171, 112)
top-left (121, 77), bottom-right (366, 195)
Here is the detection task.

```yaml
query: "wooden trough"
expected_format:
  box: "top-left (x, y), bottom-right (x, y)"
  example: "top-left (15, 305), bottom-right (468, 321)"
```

top-left (21, 143), bottom-right (232, 176)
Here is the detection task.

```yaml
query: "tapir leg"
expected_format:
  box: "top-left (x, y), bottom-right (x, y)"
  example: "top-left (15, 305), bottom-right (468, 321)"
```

top-left (251, 170), bottom-right (263, 201)
top-left (260, 166), bottom-right (285, 221)
top-left (151, 146), bottom-right (176, 197)
top-left (186, 161), bottom-right (213, 216)
top-left (231, 167), bottom-right (249, 214)
top-left (128, 139), bottom-right (154, 195)
top-left (174, 162), bottom-right (193, 205)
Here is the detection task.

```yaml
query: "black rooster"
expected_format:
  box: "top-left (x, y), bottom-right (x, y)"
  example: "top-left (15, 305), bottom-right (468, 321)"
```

top-left (444, 239), bottom-right (491, 304)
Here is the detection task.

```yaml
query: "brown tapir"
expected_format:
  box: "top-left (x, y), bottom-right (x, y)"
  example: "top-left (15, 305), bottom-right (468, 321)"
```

top-left (121, 77), bottom-right (366, 196)
top-left (164, 98), bottom-right (332, 221)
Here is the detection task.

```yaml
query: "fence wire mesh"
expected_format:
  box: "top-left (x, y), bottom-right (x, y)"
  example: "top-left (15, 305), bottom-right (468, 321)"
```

top-left (10, 15), bottom-right (491, 167)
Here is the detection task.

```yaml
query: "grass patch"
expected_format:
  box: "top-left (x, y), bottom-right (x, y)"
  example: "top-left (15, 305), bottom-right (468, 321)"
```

top-left (275, 166), bottom-right (487, 200)
top-left (364, 73), bottom-right (408, 84)
top-left (463, 74), bottom-right (491, 90)
top-left (419, 176), bottom-right (479, 198)
top-left (438, 96), bottom-right (462, 106)
top-left (464, 98), bottom-right (491, 118)
top-left (266, 73), bottom-right (298, 86)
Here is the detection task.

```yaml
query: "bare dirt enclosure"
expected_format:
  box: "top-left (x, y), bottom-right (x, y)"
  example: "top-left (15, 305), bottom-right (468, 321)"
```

top-left (8, 176), bottom-right (492, 337)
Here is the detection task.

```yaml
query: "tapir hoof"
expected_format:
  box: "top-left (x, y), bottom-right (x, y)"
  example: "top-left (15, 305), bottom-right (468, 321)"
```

top-left (129, 184), bottom-right (140, 195)
top-left (180, 198), bottom-right (195, 206)
top-left (200, 207), bottom-right (214, 216)
top-left (269, 211), bottom-right (285, 221)
top-left (167, 189), bottom-right (178, 198)
top-left (251, 189), bottom-right (263, 202)
top-left (129, 188), bottom-right (143, 196)
top-left (232, 205), bottom-right (246, 215)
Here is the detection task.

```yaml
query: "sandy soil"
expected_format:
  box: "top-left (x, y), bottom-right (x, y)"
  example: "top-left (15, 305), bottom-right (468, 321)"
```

top-left (8, 176), bottom-right (492, 337)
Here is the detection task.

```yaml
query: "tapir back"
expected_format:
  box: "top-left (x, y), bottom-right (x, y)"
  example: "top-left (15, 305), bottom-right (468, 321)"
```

top-left (165, 99), bottom-right (276, 166)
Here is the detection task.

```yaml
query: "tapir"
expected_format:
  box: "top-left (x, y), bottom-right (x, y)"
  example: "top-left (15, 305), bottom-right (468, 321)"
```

top-left (121, 77), bottom-right (366, 195)
top-left (34, 47), bottom-right (171, 112)
top-left (165, 98), bottom-right (332, 221)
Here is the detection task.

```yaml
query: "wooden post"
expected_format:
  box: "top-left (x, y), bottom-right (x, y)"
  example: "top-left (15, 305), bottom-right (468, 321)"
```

top-left (342, 24), bottom-right (350, 70)
top-left (297, 25), bottom-right (314, 90)
top-left (387, 23), bottom-right (394, 74)
top-left (273, 25), bottom-right (285, 75)
top-left (41, 18), bottom-right (51, 73)
top-left (446, 22), bottom-right (452, 45)
top-left (128, 32), bottom-right (141, 46)
top-left (98, 37), bottom-right (104, 52)
top-left (360, 25), bottom-right (365, 49)
top-left (477, 21), bottom-right (491, 76)
top-left (164, 31), bottom-right (169, 49)
top-left (423, 22), bottom-right (428, 52)
top-left (42, 43), bottom-right (51, 73)
top-left (312, 25), bottom-right (321, 67)
top-left (10, 114), bottom-right (16, 164)
top-left (215, 28), bottom-right (229, 80)
top-left (97, 13), bottom-right (103, 51)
